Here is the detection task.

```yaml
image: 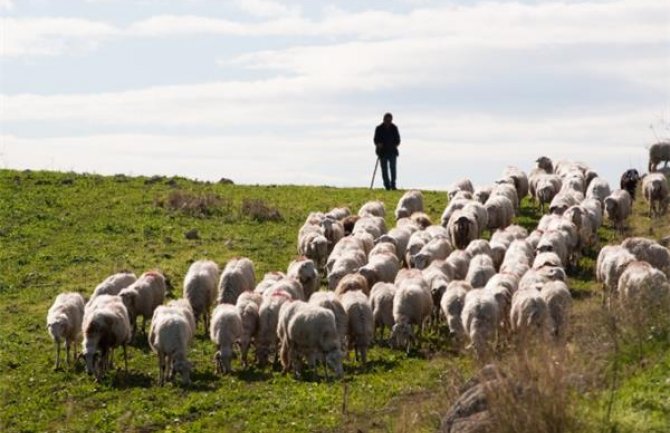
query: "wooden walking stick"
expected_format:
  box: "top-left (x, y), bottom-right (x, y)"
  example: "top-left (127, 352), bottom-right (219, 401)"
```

top-left (370, 157), bottom-right (380, 189)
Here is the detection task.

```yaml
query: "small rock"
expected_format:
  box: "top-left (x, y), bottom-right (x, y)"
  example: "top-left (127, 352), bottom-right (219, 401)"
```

top-left (185, 229), bottom-right (199, 240)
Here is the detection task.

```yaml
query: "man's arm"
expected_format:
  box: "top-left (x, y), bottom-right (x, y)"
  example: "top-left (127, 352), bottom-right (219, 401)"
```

top-left (373, 125), bottom-right (382, 146)
top-left (394, 125), bottom-right (401, 147)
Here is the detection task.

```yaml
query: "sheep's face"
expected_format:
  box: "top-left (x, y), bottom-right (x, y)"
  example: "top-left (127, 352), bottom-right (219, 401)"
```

top-left (604, 199), bottom-right (617, 218)
top-left (358, 267), bottom-right (377, 289)
top-left (83, 349), bottom-right (99, 376)
top-left (255, 345), bottom-right (270, 368)
top-left (536, 156), bottom-right (553, 173)
top-left (327, 272), bottom-right (344, 290)
top-left (173, 359), bottom-right (192, 385)
top-left (325, 349), bottom-right (344, 378)
top-left (414, 253), bottom-right (433, 270)
top-left (474, 190), bottom-right (490, 204)
top-left (395, 208), bottom-right (410, 220)
top-left (119, 290), bottom-right (137, 321)
top-left (431, 281), bottom-right (447, 305)
top-left (47, 317), bottom-right (67, 340)
top-left (390, 322), bottom-right (413, 349)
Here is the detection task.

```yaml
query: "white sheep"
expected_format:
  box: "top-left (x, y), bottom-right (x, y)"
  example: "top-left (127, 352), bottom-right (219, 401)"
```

top-left (358, 200), bottom-right (386, 218)
top-left (648, 141), bottom-right (670, 172)
top-left (308, 291), bottom-right (348, 352)
top-left (210, 303), bottom-right (242, 374)
top-left (484, 273), bottom-right (518, 331)
top-left (149, 305), bottom-right (194, 385)
top-left (440, 281), bottom-right (470, 341)
top-left (421, 264), bottom-right (451, 325)
top-left (287, 257), bottom-right (319, 301)
top-left (617, 261), bottom-right (670, 311)
top-left (183, 260), bottom-right (219, 333)
top-left (621, 237), bottom-right (670, 278)
top-left (369, 241), bottom-right (397, 258)
top-left (395, 190), bottom-right (424, 219)
top-left (256, 290), bottom-right (292, 367)
top-left (465, 254), bottom-right (496, 289)
top-left (604, 189), bottom-right (632, 233)
top-left (340, 290), bottom-right (374, 363)
top-left (166, 299), bottom-right (196, 335)
top-left (596, 245), bottom-right (636, 304)
top-left (412, 236), bottom-right (452, 270)
top-left (358, 252), bottom-right (400, 289)
top-left (461, 288), bottom-right (499, 358)
top-left (501, 166), bottom-right (529, 200)
top-left (90, 272), bottom-right (137, 301)
top-left (585, 177), bottom-right (611, 204)
top-left (47, 292), bottom-right (85, 369)
top-left (581, 198), bottom-right (603, 231)
top-left (474, 185), bottom-right (494, 204)
top-left (448, 178), bottom-right (475, 200)
top-left (236, 292), bottom-right (261, 366)
top-left (510, 289), bottom-right (548, 341)
top-left (327, 236), bottom-right (367, 273)
top-left (484, 195), bottom-right (514, 230)
top-left (390, 280), bottom-right (432, 352)
top-left (286, 304), bottom-right (344, 379)
top-left (535, 231), bottom-right (570, 268)
top-left (327, 251), bottom-right (366, 290)
top-left (375, 227), bottom-right (412, 263)
top-left (369, 282), bottom-right (396, 341)
top-left (298, 230), bottom-right (329, 268)
top-left (353, 215), bottom-right (387, 241)
top-left (549, 190), bottom-right (583, 215)
top-left (276, 300), bottom-right (307, 373)
top-left (325, 207), bottom-right (351, 221)
top-left (119, 271), bottom-right (166, 335)
top-left (642, 173), bottom-right (669, 218)
top-left (446, 249), bottom-right (473, 280)
top-left (320, 217), bottom-right (345, 251)
top-left (440, 197), bottom-right (471, 227)
top-left (492, 183), bottom-right (519, 213)
top-left (82, 294), bottom-right (132, 379)
top-left (447, 210), bottom-right (478, 250)
top-left (254, 271), bottom-right (285, 295)
top-left (539, 281), bottom-right (572, 342)
top-left (218, 257), bottom-right (256, 305)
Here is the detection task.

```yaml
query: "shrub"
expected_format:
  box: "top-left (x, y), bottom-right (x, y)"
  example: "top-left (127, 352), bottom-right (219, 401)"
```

top-left (155, 190), bottom-right (232, 218)
top-left (240, 198), bottom-right (282, 222)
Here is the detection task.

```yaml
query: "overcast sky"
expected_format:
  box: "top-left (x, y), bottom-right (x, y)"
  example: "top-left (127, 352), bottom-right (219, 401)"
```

top-left (1, 0), bottom-right (668, 189)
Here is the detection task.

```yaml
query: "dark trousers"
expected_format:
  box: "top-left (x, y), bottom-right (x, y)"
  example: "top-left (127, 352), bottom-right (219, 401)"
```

top-left (380, 154), bottom-right (397, 190)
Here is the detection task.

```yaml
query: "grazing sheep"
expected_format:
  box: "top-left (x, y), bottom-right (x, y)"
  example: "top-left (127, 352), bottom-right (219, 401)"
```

top-left (218, 258), bottom-right (256, 305)
top-left (410, 211), bottom-right (433, 229)
top-left (440, 281), bottom-right (470, 341)
top-left (448, 210), bottom-right (478, 250)
top-left (334, 273), bottom-right (370, 297)
top-left (266, 277), bottom-right (305, 302)
top-left (210, 303), bottom-right (242, 374)
top-left (308, 291), bottom-right (348, 352)
top-left (358, 252), bottom-right (400, 288)
top-left (518, 267), bottom-right (567, 292)
top-left (549, 190), bottom-right (583, 215)
top-left (119, 271), bottom-right (166, 336)
top-left (501, 166), bottom-right (529, 200)
top-left (446, 249), bottom-right (473, 280)
top-left (321, 218), bottom-right (345, 252)
top-left (327, 251), bottom-right (366, 290)
top-left (621, 237), bottom-right (670, 278)
top-left (484, 274), bottom-right (517, 330)
top-left (619, 169), bottom-right (641, 201)
top-left (90, 272), bottom-right (137, 301)
top-left (353, 215), bottom-right (387, 240)
top-left (461, 289), bottom-right (499, 358)
top-left (340, 290), bottom-right (374, 363)
top-left (376, 227), bottom-right (412, 262)
top-left (287, 257), bottom-right (319, 301)
top-left (586, 177), bottom-right (611, 205)
top-left (536, 230), bottom-right (570, 268)
top-left (298, 231), bottom-right (329, 269)
top-left (149, 305), bottom-right (194, 385)
top-left (474, 185), bottom-right (493, 204)
top-left (395, 190), bottom-right (424, 219)
top-left (648, 141), bottom-right (670, 172)
top-left (286, 304), bottom-right (344, 379)
top-left (394, 268), bottom-right (429, 290)
top-left (484, 195), bottom-right (514, 230)
top-left (82, 295), bottom-right (132, 379)
top-left (492, 183), bottom-right (519, 214)
top-left (276, 300), bottom-right (307, 373)
top-left (596, 245), bottom-right (636, 304)
top-left (341, 215), bottom-right (360, 236)
top-left (533, 251), bottom-right (563, 270)
top-left (327, 236), bottom-right (367, 273)
top-left (617, 261), bottom-right (670, 310)
top-left (581, 198), bottom-right (603, 231)
top-left (405, 230), bottom-right (433, 266)
top-left (325, 207), bottom-right (351, 221)
top-left (254, 272), bottom-right (285, 295)
top-left (604, 189), bottom-right (632, 233)
top-left (369, 282), bottom-right (397, 341)
top-left (353, 231), bottom-right (375, 256)
top-left (462, 201), bottom-right (489, 237)
top-left (466, 254), bottom-right (496, 289)
top-left (510, 289), bottom-right (548, 341)
top-left (440, 198), bottom-right (471, 227)
top-left (183, 260), bottom-right (219, 333)
top-left (412, 236), bottom-right (452, 270)
top-left (358, 200), bottom-right (386, 218)
top-left (255, 290), bottom-right (291, 368)
top-left (236, 292), bottom-right (261, 366)
top-left (642, 173), bottom-right (669, 218)
top-left (534, 174), bottom-right (562, 213)
top-left (540, 281), bottom-right (572, 342)
top-left (422, 264), bottom-right (451, 325)
top-left (47, 292), bottom-right (85, 369)
top-left (166, 299), bottom-right (196, 334)
top-left (390, 280), bottom-right (432, 352)
top-left (448, 178), bottom-right (475, 200)
top-left (369, 241), bottom-right (397, 258)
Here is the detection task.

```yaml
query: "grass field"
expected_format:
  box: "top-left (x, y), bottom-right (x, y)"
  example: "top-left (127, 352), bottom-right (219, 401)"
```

top-left (0, 169), bottom-right (668, 433)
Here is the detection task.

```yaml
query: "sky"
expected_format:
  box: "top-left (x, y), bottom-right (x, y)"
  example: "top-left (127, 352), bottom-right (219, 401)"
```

top-left (1, 0), bottom-right (669, 189)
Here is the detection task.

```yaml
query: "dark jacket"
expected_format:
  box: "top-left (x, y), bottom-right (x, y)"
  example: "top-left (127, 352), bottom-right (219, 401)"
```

top-left (374, 123), bottom-right (400, 157)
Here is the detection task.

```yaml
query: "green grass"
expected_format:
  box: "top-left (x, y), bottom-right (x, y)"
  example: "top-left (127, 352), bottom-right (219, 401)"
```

top-left (0, 169), bottom-right (668, 433)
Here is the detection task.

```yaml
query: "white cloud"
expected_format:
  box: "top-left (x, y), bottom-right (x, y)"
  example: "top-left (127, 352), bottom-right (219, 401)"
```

top-left (0, 17), bottom-right (118, 57)
top-left (0, 0), bottom-right (13, 11)
top-left (233, 0), bottom-right (299, 18)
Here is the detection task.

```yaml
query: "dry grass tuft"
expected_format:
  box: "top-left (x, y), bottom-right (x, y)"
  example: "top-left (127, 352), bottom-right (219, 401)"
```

top-left (240, 198), bottom-right (282, 222)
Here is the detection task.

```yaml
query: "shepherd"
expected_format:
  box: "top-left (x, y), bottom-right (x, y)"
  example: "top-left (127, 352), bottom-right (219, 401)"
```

top-left (373, 112), bottom-right (401, 190)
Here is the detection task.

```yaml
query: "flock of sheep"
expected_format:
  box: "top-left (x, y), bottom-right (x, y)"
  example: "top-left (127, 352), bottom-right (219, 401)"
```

top-left (45, 151), bottom-right (670, 386)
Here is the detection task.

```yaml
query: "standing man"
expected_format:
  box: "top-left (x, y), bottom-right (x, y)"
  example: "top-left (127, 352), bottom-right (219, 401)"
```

top-left (373, 112), bottom-right (401, 190)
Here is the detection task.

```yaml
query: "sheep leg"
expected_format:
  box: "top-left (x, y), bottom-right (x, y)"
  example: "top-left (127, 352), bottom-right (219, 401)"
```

top-left (66, 341), bottom-right (71, 366)
top-left (54, 341), bottom-right (61, 370)
top-left (123, 344), bottom-right (128, 373)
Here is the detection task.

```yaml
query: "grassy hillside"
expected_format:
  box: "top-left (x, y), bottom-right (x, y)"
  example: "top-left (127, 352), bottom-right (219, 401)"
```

top-left (0, 169), bottom-right (668, 433)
